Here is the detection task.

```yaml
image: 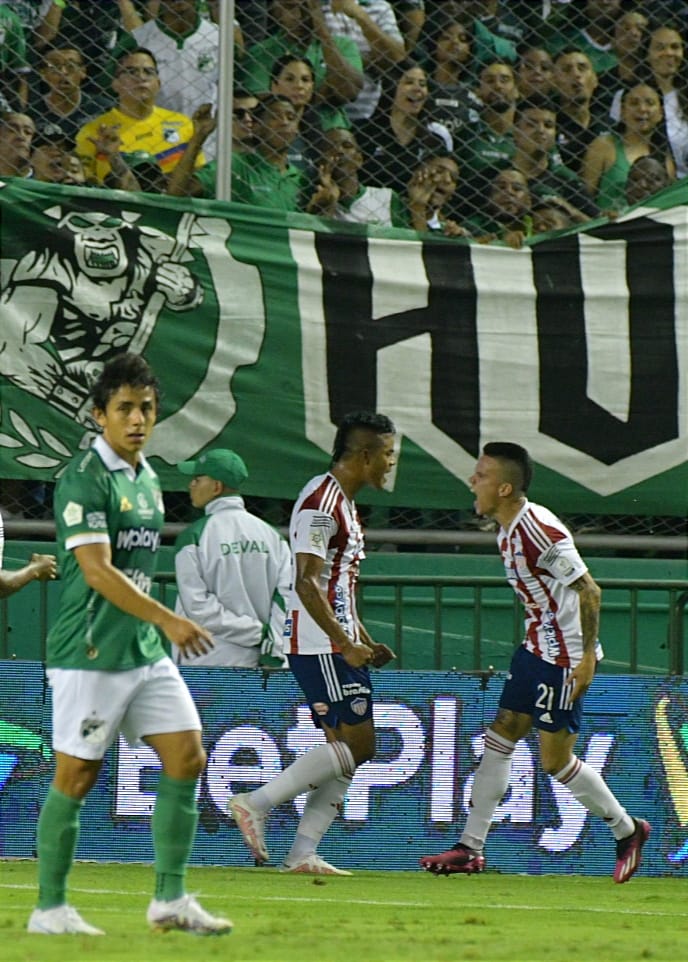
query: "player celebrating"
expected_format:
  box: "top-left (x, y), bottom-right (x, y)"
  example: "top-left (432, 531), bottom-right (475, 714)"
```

top-left (27, 353), bottom-right (232, 936)
top-left (420, 442), bottom-right (650, 883)
top-left (230, 411), bottom-right (396, 874)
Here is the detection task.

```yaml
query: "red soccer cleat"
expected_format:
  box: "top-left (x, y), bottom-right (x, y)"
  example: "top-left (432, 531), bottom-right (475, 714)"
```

top-left (614, 818), bottom-right (651, 883)
top-left (419, 843), bottom-right (486, 876)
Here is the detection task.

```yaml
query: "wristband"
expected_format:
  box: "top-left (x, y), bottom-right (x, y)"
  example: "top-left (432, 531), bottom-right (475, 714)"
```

top-left (54, 0), bottom-right (67, 8)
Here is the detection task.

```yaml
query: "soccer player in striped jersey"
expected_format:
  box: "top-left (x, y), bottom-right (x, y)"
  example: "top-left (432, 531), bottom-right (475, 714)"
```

top-left (230, 411), bottom-right (396, 875)
top-left (420, 441), bottom-right (650, 883)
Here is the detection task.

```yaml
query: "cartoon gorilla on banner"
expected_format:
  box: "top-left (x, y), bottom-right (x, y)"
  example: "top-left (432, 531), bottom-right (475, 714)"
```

top-left (0, 207), bottom-right (201, 424)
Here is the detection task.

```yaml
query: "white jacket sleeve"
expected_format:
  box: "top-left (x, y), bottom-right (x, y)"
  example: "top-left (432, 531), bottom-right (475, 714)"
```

top-left (260, 537), bottom-right (292, 665)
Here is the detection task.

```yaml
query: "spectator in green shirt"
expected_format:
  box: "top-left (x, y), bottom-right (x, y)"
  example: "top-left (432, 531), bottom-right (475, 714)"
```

top-left (305, 125), bottom-right (409, 225)
top-left (459, 59), bottom-right (518, 200)
top-left (0, 3), bottom-right (29, 110)
top-left (240, 0), bottom-right (364, 110)
top-left (167, 94), bottom-right (328, 212)
top-left (510, 96), bottom-right (599, 219)
top-left (464, 165), bottom-right (533, 246)
top-left (544, 0), bottom-right (621, 76)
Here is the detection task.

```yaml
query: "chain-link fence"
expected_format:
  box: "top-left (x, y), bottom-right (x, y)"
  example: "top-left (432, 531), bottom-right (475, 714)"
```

top-left (0, 0), bottom-right (686, 543)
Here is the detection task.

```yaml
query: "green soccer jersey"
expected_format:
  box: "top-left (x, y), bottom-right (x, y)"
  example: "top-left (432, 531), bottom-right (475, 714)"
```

top-left (47, 436), bottom-right (167, 671)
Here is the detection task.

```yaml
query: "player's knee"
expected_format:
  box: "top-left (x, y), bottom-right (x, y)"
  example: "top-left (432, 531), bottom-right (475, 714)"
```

top-left (187, 744), bottom-right (207, 778)
top-left (540, 751), bottom-right (570, 777)
top-left (166, 743), bottom-right (207, 779)
top-left (350, 731), bottom-right (376, 766)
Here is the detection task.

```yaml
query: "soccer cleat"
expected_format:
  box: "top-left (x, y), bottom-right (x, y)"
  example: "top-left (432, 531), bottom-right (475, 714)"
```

top-left (614, 817), bottom-right (651, 883)
top-left (27, 904), bottom-right (105, 935)
top-left (147, 894), bottom-right (233, 935)
top-left (279, 853), bottom-right (353, 876)
top-left (229, 793), bottom-right (269, 864)
top-left (419, 843), bottom-right (486, 876)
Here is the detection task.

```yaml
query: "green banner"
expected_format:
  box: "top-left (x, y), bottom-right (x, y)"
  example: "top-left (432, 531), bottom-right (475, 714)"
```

top-left (1, 178), bottom-right (686, 514)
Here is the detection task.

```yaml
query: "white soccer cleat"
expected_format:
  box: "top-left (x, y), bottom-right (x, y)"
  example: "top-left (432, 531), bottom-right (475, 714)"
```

top-left (280, 853), bottom-right (353, 876)
top-left (27, 904), bottom-right (105, 935)
top-left (229, 793), bottom-right (269, 863)
top-left (147, 894), bottom-right (233, 935)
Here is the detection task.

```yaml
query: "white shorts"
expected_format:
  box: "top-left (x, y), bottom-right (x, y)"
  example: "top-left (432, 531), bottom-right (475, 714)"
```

top-left (47, 657), bottom-right (202, 760)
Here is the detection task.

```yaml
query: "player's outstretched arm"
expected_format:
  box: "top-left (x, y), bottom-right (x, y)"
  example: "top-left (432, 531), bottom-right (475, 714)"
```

top-left (0, 553), bottom-right (57, 599)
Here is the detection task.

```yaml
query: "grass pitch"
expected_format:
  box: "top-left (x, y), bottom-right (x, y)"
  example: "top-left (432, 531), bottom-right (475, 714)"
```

top-left (1, 860), bottom-right (685, 962)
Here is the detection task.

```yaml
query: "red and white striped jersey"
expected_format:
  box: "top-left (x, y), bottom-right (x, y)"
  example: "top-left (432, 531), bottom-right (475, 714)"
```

top-left (284, 472), bottom-right (365, 655)
top-left (498, 500), bottom-right (603, 668)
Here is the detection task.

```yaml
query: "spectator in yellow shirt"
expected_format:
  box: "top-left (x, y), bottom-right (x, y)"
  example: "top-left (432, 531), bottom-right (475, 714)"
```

top-left (75, 48), bottom-right (204, 186)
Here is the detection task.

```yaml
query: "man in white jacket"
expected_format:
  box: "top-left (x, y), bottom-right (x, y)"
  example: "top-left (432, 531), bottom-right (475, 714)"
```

top-left (173, 449), bottom-right (291, 668)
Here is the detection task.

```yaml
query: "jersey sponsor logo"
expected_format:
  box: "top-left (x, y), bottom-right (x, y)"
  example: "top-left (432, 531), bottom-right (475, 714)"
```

top-left (136, 492), bottom-right (155, 520)
top-left (333, 584), bottom-right (347, 624)
top-left (120, 496), bottom-right (133, 511)
top-left (86, 511), bottom-right (106, 529)
top-left (115, 526), bottom-right (160, 552)
top-left (220, 539), bottom-right (269, 555)
top-left (123, 567), bottom-right (153, 592)
top-left (342, 682), bottom-right (371, 697)
top-left (62, 500), bottom-right (83, 526)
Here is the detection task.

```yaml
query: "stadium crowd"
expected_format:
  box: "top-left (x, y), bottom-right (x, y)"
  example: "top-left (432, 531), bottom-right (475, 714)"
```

top-left (0, 0), bottom-right (686, 245)
top-left (1, 0), bottom-right (686, 529)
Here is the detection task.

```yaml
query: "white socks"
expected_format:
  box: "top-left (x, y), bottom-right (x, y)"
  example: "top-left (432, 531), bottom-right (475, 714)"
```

top-left (553, 756), bottom-right (635, 839)
top-left (460, 728), bottom-right (516, 852)
top-left (285, 775), bottom-right (353, 864)
top-left (249, 741), bottom-right (356, 813)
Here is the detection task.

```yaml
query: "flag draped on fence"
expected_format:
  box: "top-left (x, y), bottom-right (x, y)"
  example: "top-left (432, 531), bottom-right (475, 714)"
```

top-left (1, 177), bottom-right (686, 513)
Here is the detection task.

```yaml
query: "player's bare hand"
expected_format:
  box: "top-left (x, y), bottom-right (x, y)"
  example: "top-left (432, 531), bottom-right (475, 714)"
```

top-left (30, 554), bottom-right (57, 581)
top-left (368, 642), bottom-right (395, 668)
top-left (567, 654), bottom-right (596, 702)
top-left (161, 613), bottom-right (214, 657)
top-left (342, 643), bottom-right (372, 668)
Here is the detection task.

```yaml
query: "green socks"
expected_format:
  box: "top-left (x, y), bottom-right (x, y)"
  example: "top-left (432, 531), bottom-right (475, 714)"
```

top-left (36, 786), bottom-right (83, 909)
top-left (152, 773), bottom-right (199, 902)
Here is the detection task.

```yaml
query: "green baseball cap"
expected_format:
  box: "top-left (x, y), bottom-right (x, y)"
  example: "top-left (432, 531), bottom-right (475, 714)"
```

top-left (177, 449), bottom-right (248, 489)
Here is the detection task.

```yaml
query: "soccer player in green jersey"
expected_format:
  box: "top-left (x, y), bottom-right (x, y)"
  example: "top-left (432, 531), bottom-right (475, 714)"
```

top-left (27, 353), bottom-right (232, 937)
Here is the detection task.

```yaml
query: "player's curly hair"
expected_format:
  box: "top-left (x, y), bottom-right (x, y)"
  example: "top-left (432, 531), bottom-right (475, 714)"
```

top-left (90, 353), bottom-right (161, 412)
top-left (332, 411), bottom-right (395, 463)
